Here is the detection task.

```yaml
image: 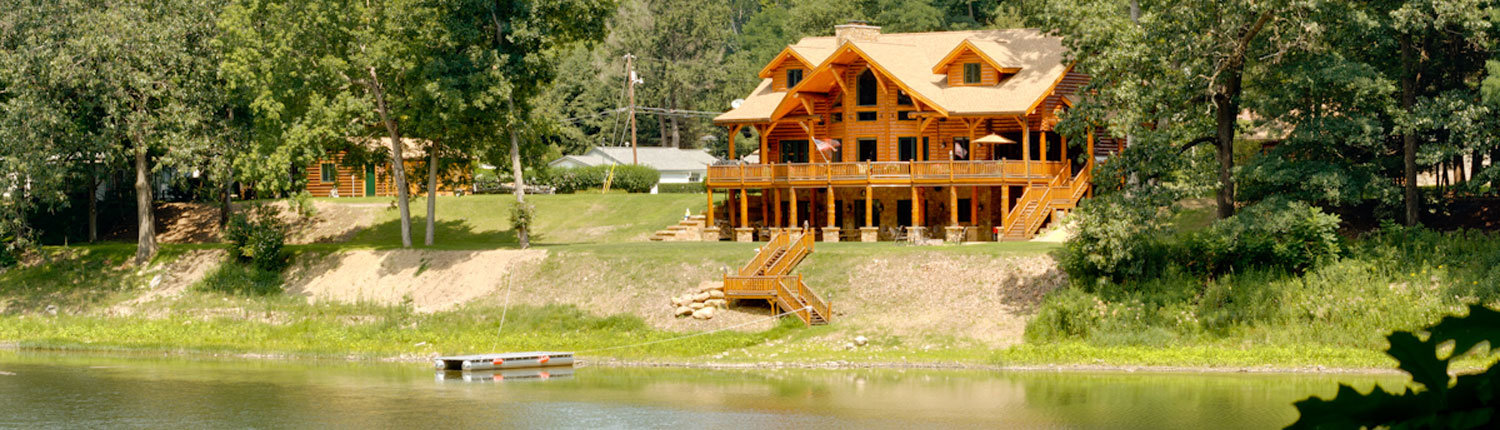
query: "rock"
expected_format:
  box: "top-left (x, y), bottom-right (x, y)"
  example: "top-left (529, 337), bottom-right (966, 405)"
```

top-left (148, 274), bottom-right (163, 289)
top-left (693, 292), bottom-right (711, 302)
top-left (689, 302), bottom-right (705, 310)
top-left (854, 336), bottom-right (868, 347)
top-left (692, 307), bottom-right (715, 319)
top-left (675, 306), bottom-right (693, 317)
top-left (670, 296), bottom-right (687, 307)
top-left (845, 342), bottom-right (856, 350)
top-left (698, 281), bottom-right (724, 292)
top-left (704, 299), bottom-right (728, 309)
top-left (44, 304), bottom-right (58, 316)
top-left (708, 290), bottom-right (725, 299)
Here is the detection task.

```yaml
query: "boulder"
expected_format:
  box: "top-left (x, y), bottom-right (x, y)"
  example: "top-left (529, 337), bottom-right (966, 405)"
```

top-left (854, 335), bottom-right (868, 347)
top-left (670, 296), bottom-right (686, 307)
top-left (708, 290), bottom-right (725, 299)
top-left (698, 281), bottom-right (725, 292)
top-left (693, 292), bottom-right (711, 302)
top-left (674, 306), bottom-right (693, 317)
top-left (692, 307), bottom-right (716, 319)
top-left (689, 302), bottom-right (705, 310)
top-left (704, 299), bottom-right (728, 309)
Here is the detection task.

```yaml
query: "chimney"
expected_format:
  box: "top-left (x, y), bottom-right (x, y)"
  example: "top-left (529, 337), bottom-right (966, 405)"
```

top-left (835, 20), bottom-right (880, 46)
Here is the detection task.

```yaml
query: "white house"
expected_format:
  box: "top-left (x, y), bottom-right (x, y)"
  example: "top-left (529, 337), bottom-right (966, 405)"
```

top-left (549, 146), bottom-right (720, 189)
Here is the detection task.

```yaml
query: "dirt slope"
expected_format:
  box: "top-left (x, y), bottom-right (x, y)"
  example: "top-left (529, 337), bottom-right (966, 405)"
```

top-left (284, 249), bottom-right (547, 312)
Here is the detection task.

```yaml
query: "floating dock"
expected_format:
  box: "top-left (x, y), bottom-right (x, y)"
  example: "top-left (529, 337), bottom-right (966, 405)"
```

top-left (435, 367), bottom-right (575, 383)
top-left (434, 352), bottom-right (574, 371)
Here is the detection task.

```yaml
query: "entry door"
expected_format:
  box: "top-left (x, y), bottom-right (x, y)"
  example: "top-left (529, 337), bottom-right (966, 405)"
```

top-left (364, 165), bottom-right (377, 196)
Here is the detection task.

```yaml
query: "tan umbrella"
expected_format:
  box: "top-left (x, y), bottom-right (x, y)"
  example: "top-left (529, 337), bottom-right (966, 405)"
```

top-left (972, 133), bottom-right (1016, 145)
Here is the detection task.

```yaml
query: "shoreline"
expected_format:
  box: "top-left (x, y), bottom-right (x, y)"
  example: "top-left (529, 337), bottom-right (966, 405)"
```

top-left (0, 342), bottom-right (1405, 376)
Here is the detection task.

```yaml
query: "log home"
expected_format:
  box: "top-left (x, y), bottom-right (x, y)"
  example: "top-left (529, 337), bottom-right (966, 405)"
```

top-left (306, 138), bottom-right (472, 198)
top-left (709, 23), bottom-right (1120, 242)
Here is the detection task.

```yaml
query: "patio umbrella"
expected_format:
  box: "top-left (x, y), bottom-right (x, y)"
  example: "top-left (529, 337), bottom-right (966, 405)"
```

top-left (973, 133), bottom-right (1016, 145)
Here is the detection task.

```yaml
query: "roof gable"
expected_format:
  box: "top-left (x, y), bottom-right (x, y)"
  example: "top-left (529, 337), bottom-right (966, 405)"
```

top-left (770, 41), bottom-right (949, 121)
top-left (757, 47), bottom-right (813, 79)
top-left (931, 40), bottom-right (1020, 75)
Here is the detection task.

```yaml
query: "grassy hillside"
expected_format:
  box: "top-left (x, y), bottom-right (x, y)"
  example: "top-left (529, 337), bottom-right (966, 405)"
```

top-left (328, 192), bottom-right (707, 249)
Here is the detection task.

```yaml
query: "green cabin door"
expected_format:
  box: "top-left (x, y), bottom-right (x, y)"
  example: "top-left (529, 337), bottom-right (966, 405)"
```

top-left (364, 165), bottom-right (377, 196)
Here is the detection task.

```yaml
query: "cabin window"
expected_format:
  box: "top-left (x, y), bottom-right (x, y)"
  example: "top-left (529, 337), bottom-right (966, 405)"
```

top-left (857, 138), bottom-right (878, 162)
top-left (922, 137), bottom-right (930, 161)
top-left (957, 198), bottom-right (972, 223)
top-left (963, 63), bottom-right (981, 84)
top-left (896, 90), bottom-right (912, 106)
top-left (780, 139), bottom-right (810, 163)
top-left (857, 69), bottom-right (878, 106)
top-left (856, 111), bottom-right (878, 121)
top-left (953, 137), bottom-right (970, 160)
top-left (786, 68), bottom-right (804, 88)
top-left (320, 163), bottom-right (336, 183)
top-left (896, 111), bottom-right (916, 121)
top-left (898, 137), bottom-right (919, 161)
top-left (831, 112), bottom-right (843, 123)
top-left (688, 172), bottom-right (702, 182)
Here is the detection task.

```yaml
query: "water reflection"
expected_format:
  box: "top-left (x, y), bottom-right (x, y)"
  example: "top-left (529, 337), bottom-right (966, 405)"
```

top-left (0, 351), bottom-right (1406, 429)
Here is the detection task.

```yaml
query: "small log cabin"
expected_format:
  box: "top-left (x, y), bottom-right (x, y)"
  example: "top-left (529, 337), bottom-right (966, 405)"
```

top-left (709, 23), bottom-right (1121, 242)
top-left (305, 138), bottom-right (473, 198)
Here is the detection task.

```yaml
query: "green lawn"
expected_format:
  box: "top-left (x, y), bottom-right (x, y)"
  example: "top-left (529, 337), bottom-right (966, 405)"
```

top-left (327, 192), bottom-right (707, 249)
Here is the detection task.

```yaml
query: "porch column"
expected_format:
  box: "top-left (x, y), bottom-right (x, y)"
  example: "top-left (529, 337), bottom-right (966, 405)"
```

top-left (908, 186), bottom-right (925, 242)
top-left (736, 188), bottom-right (753, 242)
top-left (789, 187), bottom-right (799, 229)
top-left (1040, 129), bottom-right (1048, 164)
top-left (861, 186), bottom-right (877, 242)
top-left (1022, 118), bottom-right (1032, 186)
top-left (704, 188), bottom-right (717, 241)
top-left (1001, 186), bottom-right (1010, 222)
top-left (727, 188), bottom-right (736, 228)
top-left (945, 186), bottom-right (963, 243)
top-left (822, 186), bottom-right (839, 242)
top-left (728, 124), bottom-right (740, 161)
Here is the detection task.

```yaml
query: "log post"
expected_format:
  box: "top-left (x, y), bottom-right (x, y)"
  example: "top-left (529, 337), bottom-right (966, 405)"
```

top-left (739, 189), bottom-right (749, 228)
top-left (789, 187), bottom-right (799, 228)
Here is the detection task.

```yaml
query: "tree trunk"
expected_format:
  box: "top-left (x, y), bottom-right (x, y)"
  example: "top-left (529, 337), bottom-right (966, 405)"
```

top-left (369, 66), bottom-right (413, 248)
top-left (88, 163), bottom-right (98, 243)
top-left (508, 113), bottom-right (529, 249)
top-left (220, 170), bottom-right (232, 229)
top-left (425, 141), bottom-right (439, 246)
top-left (133, 144), bottom-right (157, 265)
top-left (1400, 35), bottom-right (1420, 226)
top-left (1471, 149), bottom-right (1484, 185)
top-left (1212, 65), bottom-right (1243, 219)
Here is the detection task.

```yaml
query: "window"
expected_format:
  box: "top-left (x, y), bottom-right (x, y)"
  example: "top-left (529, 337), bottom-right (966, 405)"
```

top-left (896, 90), bottom-right (912, 106)
top-left (857, 69), bottom-right (878, 106)
top-left (898, 137), bottom-right (918, 161)
top-left (857, 138), bottom-right (878, 162)
top-left (856, 111), bottom-right (878, 121)
top-left (952, 137), bottom-right (970, 161)
top-left (957, 198), bottom-right (972, 223)
top-left (320, 163), bottom-right (336, 183)
top-left (897, 200), bottom-right (912, 226)
top-left (831, 112), bottom-right (843, 123)
top-left (896, 111), bottom-right (915, 121)
top-left (688, 172), bottom-right (702, 182)
top-left (963, 63), bottom-right (981, 84)
top-left (780, 139), bottom-right (809, 163)
top-left (786, 68), bottom-right (804, 88)
top-left (922, 137), bottom-right (929, 161)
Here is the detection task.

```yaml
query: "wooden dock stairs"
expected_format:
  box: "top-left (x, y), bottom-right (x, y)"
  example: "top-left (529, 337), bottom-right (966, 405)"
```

top-left (1000, 160), bottom-right (1093, 241)
top-left (721, 228), bottom-right (831, 325)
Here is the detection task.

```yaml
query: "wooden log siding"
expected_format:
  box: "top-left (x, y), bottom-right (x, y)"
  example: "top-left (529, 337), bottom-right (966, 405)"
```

top-left (945, 51), bottom-right (1004, 86)
top-left (306, 152), bottom-right (368, 198)
top-left (305, 151), bottom-right (472, 198)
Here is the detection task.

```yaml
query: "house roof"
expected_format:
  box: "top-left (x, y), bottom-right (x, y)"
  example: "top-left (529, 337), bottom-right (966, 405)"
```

top-left (548, 146), bottom-right (721, 172)
top-left (714, 28), bottom-right (1071, 123)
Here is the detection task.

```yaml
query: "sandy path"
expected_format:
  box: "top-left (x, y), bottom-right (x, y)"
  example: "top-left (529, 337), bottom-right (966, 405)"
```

top-left (284, 249), bottom-right (547, 312)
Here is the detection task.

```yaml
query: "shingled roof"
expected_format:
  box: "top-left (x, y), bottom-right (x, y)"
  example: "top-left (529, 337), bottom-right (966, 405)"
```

top-left (715, 28), bottom-right (1070, 123)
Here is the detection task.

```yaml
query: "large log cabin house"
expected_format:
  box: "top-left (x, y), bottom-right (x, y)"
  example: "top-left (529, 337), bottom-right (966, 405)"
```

top-left (709, 22), bottom-right (1120, 242)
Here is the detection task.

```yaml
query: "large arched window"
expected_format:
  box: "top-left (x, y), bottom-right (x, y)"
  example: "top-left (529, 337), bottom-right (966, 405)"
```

top-left (857, 69), bottom-right (878, 106)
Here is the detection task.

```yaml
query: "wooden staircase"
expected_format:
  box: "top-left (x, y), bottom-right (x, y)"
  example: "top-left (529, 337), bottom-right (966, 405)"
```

top-left (1001, 160), bottom-right (1093, 241)
top-left (650, 215), bottom-right (706, 241)
top-left (721, 228), bottom-right (830, 325)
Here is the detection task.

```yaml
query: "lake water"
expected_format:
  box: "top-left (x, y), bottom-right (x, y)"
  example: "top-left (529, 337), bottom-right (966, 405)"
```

top-left (0, 351), bottom-right (1404, 429)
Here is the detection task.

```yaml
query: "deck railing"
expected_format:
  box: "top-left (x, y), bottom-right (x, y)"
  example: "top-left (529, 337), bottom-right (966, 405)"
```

top-left (707, 160), bottom-right (1066, 187)
top-left (737, 232), bottom-right (789, 276)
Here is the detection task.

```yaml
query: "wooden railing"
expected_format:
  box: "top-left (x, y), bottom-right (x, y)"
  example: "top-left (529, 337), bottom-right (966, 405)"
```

top-left (1004, 161), bottom-right (1094, 239)
top-left (773, 277), bottom-right (810, 324)
top-left (793, 275), bottom-right (830, 323)
top-left (737, 231), bottom-right (790, 276)
top-left (707, 160), bottom-right (1066, 187)
top-left (721, 275), bottom-right (781, 298)
top-left (763, 228), bottom-right (813, 276)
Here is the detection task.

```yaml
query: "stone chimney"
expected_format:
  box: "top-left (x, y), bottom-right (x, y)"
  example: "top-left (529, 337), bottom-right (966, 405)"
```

top-left (834, 20), bottom-right (880, 46)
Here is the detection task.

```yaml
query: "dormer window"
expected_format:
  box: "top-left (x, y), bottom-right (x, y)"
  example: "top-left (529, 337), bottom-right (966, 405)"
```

top-left (963, 63), bottom-right (981, 84)
top-left (857, 69), bottom-right (878, 106)
top-left (786, 68), bottom-right (804, 88)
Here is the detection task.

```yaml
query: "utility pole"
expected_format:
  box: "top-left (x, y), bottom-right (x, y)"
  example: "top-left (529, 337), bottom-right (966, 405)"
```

top-left (625, 53), bottom-right (639, 165)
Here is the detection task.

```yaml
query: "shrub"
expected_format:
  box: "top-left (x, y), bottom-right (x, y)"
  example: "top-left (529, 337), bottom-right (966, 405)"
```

top-left (225, 204), bottom-right (288, 271)
top-left (196, 259), bottom-right (282, 295)
top-left (543, 165), bottom-right (660, 193)
top-left (289, 190), bottom-right (316, 218)
top-left (1056, 195), bottom-right (1172, 285)
top-left (1024, 288), bottom-right (1104, 342)
top-left (510, 200), bottom-right (538, 242)
top-left (656, 182), bottom-right (706, 194)
top-left (1178, 199), bottom-right (1341, 276)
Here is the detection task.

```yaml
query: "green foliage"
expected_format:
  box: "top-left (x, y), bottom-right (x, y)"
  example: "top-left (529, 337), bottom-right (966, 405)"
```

top-left (196, 258), bottom-right (284, 296)
top-left (543, 165), bottom-right (660, 193)
top-left (1178, 200), bottom-right (1342, 276)
top-left (225, 205), bottom-right (289, 271)
top-left (509, 201), bottom-right (537, 242)
top-left (1290, 305), bottom-right (1500, 429)
top-left (656, 182), bottom-right (706, 194)
top-left (1056, 194), bottom-right (1174, 284)
top-left (1025, 288), bottom-right (1104, 341)
top-left (289, 190), bottom-right (317, 219)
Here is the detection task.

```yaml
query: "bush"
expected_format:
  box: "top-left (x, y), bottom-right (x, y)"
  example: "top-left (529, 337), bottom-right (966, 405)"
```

top-left (1178, 199), bottom-right (1341, 276)
top-left (225, 204), bottom-right (288, 271)
top-left (656, 182), bottom-right (706, 193)
top-left (1056, 195), bottom-right (1173, 285)
top-left (1025, 288), bottom-right (1104, 341)
top-left (289, 190), bottom-right (316, 218)
top-left (543, 165), bottom-right (660, 193)
top-left (196, 259), bottom-right (283, 295)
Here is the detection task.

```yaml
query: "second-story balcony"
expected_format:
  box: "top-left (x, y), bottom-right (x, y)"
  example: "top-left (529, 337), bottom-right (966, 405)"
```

top-left (706, 160), bottom-right (1068, 188)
